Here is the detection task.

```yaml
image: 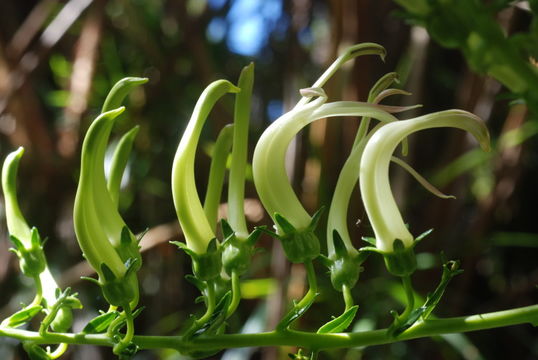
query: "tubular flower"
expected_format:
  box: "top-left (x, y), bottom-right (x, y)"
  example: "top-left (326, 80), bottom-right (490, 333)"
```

top-left (359, 110), bottom-right (491, 276)
top-left (324, 72), bottom-right (417, 291)
top-left (253, 43), bottom-right (396, 263)
top-left (171, 80), bottom-right (239, 280)
top-left (73, 108), bottom-right (141, 306)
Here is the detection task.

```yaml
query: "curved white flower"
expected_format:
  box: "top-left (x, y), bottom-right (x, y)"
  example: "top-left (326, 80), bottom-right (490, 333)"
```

top-left (359, 110), bottom-right (491, 252)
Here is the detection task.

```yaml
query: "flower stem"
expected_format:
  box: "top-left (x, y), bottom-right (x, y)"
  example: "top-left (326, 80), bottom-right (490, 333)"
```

top-left (342, 284), bottom-right (354, 312)
top-left (399, 275), bottom-right (415, 321)
top-left (226, 270), bottom-right (241, 319)
top-left (1, 304), bottom-right (537, 351)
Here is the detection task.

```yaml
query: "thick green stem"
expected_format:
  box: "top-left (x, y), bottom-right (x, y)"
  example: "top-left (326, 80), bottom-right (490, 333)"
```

top-left (1, 304), bottom-right (537, 351)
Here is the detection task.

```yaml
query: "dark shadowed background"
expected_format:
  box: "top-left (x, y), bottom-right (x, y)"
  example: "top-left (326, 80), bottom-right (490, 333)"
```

top-left (0, 0), bottom-right (537, 359)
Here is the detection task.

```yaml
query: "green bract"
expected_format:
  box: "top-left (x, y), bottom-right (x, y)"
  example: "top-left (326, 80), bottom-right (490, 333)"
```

top-left (359, 110), bottom-right (490, 274)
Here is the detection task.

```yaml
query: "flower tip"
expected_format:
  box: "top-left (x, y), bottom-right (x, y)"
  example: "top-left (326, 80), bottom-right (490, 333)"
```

top-left (229, 83), bottom-right (241, 94)
top-left (14, 146), bottom-right (25, 157)
top-left (299, 87), bottom-right (327, 98)
top-left (105, 106), bottom-right (126, 117)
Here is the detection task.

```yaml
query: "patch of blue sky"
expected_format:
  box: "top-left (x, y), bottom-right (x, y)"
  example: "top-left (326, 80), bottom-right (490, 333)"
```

top-left (207, 16), bottom-right (227, 43)
top-left (208, 0), bottom-right (227, 10)
top-left (267, 99), bottom-right (283, 122)
top-left (225, 0), bottom-right (285, 57)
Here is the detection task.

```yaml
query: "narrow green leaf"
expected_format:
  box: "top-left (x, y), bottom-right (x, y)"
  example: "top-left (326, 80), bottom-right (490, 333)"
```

top-left (82, 311), bottom-right (119, 334)
top-left (317, 305), bottom-right (359, 333)
top-left (7, 305), bottom-right (43, 327)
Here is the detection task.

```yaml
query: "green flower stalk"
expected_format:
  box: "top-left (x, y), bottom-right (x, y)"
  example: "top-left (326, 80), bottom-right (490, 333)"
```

top-left (359, 110), bottom-right (491, 275)
top-left (171, 80), bottom-right (239, 280)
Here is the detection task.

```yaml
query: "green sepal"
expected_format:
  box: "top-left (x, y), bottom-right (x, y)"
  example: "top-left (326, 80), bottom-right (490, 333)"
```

top-left (174, 238), bottom-right (223, 281)
top-left (9, 230), bottom-right (46, 277)
top-left (307, 206), bottom-right (325, 231)
top-left (98, 263), bottom-right (138, 306)
top-left (324, 231), bottom-right (366, 291)
top-left (246, 226), bottom-right (264, 246)
top-left (185, 275), bottom-right (207, 293)
top-left (170, 241), bottom-right (197, 258)
top-left (277, 293), bottom-right (319, 331)
top-left (124, 257), bottom-right (139, 279)
top-left (80, 276), bottom-right (100, 286)
top-left (415, 228), bottom-right (434, 243)
top-left (361, 236), bottom-right (377, 246)
top-left (383, 239), bottom-right (417, 276)
top-left (5, 305), bottom-right (43, 327)
top-left (136, 228), bottom-right (149, 244)
top-left (272, 211), bottom-right (323, 264)
top-left (221, 219), bottom-right (234, 240)
top-left (255, 226), bottom-right (279, 239)
top-left (221, 219), bottom-right (261, 276)
top-left (358, 246), bottom-right (384, 255)
top-left (317, 305), bottom-right (359, 333)
top-left (116, 227), bottom-right (142, 273)
top-left (100, 263), bottom-right (117, 282)
top-left (121, 226), bottom-right (132, 245)
top-left (274, 213), bottom-right (296, 234)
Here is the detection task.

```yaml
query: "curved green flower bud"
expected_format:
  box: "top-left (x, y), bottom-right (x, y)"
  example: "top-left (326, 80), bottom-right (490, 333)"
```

top-left (2, 148), bottom-right (46, 277)
top-left (74, 108), bottom-right (140, 306)
top-left (107, 125), bottom-right (140, 207)
top-left (102, 77), bottom-right (148, 113)
top-left (2, 147), bottom-right (31, 242)
top-left (203, 124), bottom-right (234, 232)
top-left (359, 110), bottom-right (490, 273)
top-left (228, 63), bottom-right (254, 239)
top-left (171, 80), bottom-right (239, 255)
top-left (103, 77), bottom-right (147, 208)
